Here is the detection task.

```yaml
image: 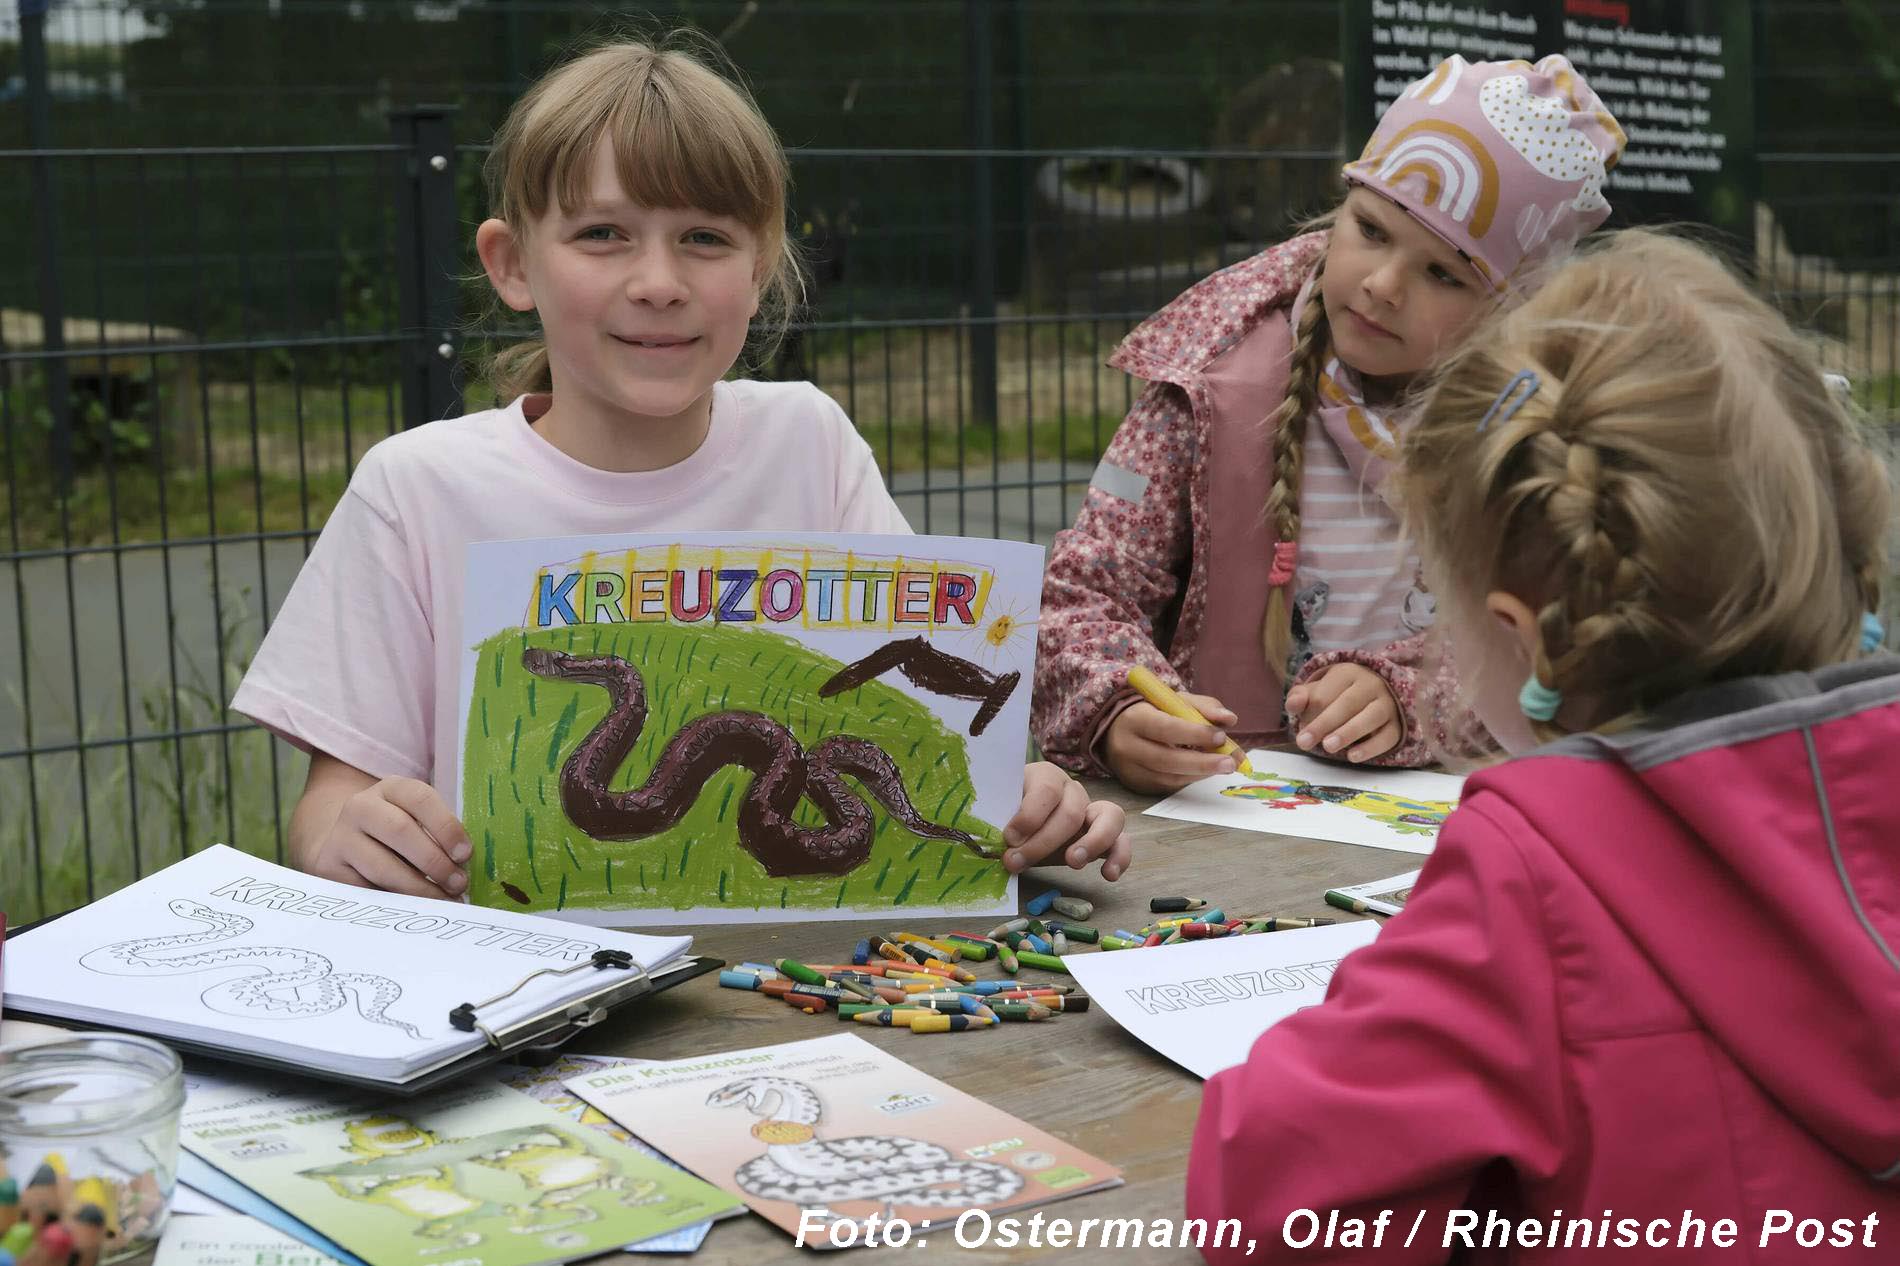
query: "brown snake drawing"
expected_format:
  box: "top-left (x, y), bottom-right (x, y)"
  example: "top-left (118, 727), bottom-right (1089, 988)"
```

top-left (521, 648), bottom-right (1001, 878)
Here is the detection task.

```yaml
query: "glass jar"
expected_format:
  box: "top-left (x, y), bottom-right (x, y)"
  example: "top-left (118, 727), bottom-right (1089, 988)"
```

top-left (0, 1033), bottom-right (184, 1263)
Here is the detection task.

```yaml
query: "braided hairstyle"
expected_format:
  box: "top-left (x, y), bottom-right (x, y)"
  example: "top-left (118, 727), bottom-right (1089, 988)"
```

top-left (1397, 228), bottom-right (1890, 740)
top-left (1260, 248), bottom-right (1335, 675)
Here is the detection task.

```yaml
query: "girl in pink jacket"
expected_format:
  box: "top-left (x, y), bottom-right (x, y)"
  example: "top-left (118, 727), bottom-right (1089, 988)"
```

top-left (1033, 56), bottom-right (1626, 789)
top-left (1188, 230), bottom-right (1900, 1262)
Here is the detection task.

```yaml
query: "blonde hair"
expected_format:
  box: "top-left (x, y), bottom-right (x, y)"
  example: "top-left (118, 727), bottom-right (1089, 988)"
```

top-left (482, 35), bottom-right (804, 399)
top-left (1398, 228), bottom-right (1890, 739)
top-left (1259, 218), bottom-right (1334, 675)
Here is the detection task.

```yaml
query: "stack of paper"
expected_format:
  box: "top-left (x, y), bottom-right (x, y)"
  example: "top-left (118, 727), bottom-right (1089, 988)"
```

top-left (5, 845), bottom-right (693, 1082)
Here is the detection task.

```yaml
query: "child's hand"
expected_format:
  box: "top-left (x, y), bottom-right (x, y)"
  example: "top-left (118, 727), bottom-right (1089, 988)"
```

top-left (1102, 694), bottom-right (1240, 793)
top-left (1001, 763), bottom-right (1131, 881)
top-left (310, 777), bottom-right (473, 899)
top-left (1285, 664), bottom-right (1402, 763)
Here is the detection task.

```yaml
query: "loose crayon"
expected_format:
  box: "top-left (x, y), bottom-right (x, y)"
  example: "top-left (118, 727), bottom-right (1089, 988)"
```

top-left (854, 1008), bottom-right (928, 1027)
top-left (1049, 896), bottom-right (1094, 921)
top-left (852, 939), bottom-right (872, 965)
top-left (775, 958), bottom-right (828, 987)
top-left (1024, 933), bottom-right (1053, 955)
top-left (834, 978), bottom-right (880, 1001)
top-left (1150, 896), bottom-right (1208, 913)
top-left (1200, 909), bottom-right (1227, 926)
top-left (719, 970), bottom-right (766, 990)
top-left (1015, 950), bottom-right (1071, 974)
top-left (1100, 935), bottom-right (1142, 950)
top-left (909, 1013), bottom-right (996, 1033)
top-left (991, 1002), bottom-right (1053, 1021)
top-left (1024, 889), bottom-right (1057, 917)
top-left (839, 1002), bottom-right (892, 1019)
top-left (1051, 930), bottom-right (1069, 956)
top-left (995, 940), bottom-right (1019, 973)
top-left (987, 918), bottom-right (1030, 938)
top-left (1047, 921), bottom-right (1100, 944)
top-left (944, 936), bottom-right (994, 960)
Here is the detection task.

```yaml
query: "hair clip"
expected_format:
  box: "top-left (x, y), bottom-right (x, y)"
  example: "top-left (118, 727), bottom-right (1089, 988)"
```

top-left (1861, 611), bottom-right (1885, 654)
top-left (1518, 674), bottom-right (1563, 722)
top-left (1477, 368), bottom-right (1541, 433)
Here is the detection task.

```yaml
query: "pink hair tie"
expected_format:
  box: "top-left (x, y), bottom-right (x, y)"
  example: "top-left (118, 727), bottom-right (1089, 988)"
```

top-left (1267, 541), bottom-right (1299, 587)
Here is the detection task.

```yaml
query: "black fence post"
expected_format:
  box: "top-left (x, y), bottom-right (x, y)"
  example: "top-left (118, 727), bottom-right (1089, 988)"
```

top-left (389, 106), bottom-right (464, 430)
top-left (964, 0), bottom-right (999, 429)
top-left (21, 0), bottom-right (73, 489)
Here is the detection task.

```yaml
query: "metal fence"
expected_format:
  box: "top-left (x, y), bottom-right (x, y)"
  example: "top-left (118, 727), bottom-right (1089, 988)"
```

top-left (0, 123), bottom-right (1356, 920)
top-left (6, 110), bottom-right (1900, 920)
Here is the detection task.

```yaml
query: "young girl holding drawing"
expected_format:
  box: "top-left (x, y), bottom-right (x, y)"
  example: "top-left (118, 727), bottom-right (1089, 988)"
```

top-left (231, 36), bottom-right (1129, 898)
top-left (1032, 55), bottom-right (1627, 791)
top-left (1188, 231), bottom-right (1900, 1258)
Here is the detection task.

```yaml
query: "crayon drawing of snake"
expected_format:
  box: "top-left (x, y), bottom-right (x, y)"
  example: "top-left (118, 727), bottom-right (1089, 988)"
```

top-left (80, 899), bottom-right (424, 1039)
top-left (521, 648), bottom-right (1001, 879)
top-left (1220, 775), bottom-right (1452, 837)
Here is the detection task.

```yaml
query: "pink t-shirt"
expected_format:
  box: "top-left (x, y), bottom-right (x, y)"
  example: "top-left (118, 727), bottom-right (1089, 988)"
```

top-left (230, 380), bottom-right (911, 792)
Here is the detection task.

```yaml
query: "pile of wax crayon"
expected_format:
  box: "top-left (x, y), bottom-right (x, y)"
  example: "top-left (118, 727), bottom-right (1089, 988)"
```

top-left (717, 890), bottom-right (1344, 1031)
top-left (0, 1153), bottom-right (154, 1266)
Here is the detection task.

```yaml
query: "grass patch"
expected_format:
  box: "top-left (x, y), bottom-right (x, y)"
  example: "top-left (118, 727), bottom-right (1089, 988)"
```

top-left (461, 621), bottom-right (1005, 917)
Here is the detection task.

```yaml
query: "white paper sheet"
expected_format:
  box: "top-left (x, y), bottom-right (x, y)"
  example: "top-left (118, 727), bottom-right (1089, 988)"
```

top-left (5, 845), bottom-right (690, 1079)
top-left (1144, 750), bottom-right (1464, 854)
top-left (1062, 922), bottom-right (1381, 1079)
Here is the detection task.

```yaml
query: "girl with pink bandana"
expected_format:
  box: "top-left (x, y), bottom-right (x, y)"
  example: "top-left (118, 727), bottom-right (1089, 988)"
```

top-left (1032, 55), bottom-right (1626, 790)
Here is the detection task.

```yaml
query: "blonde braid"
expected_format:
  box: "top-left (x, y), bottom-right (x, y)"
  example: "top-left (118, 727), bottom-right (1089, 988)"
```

top-left (1261, 256), bottom-right (1332, 676)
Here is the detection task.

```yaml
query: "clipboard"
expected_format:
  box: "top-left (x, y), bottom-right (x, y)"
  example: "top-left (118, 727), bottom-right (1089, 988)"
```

top-left (4, 917), bottom-right (721, 1096)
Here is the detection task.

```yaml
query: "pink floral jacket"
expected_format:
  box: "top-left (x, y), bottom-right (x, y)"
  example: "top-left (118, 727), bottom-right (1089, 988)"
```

top-left (1033, 234), bottom-right (1473, 775)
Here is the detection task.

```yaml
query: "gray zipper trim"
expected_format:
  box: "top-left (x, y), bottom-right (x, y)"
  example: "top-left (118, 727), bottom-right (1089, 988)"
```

top-left (1803, 726), bottom-right (1900, 1182)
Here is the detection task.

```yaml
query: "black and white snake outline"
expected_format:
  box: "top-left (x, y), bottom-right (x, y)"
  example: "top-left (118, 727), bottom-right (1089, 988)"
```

top-left (521, 648), bottom-right (1001, 879)
top-left (80, 898), bottom-right (424, 1039)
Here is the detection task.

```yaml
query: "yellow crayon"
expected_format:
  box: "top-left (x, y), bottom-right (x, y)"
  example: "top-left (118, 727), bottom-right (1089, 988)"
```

top-left (1125, 667), bottom-right (1255, 775)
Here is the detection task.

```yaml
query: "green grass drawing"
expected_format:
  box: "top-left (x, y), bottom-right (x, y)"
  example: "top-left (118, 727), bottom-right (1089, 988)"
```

top-left (462, 622), bottom-right (1004, 915)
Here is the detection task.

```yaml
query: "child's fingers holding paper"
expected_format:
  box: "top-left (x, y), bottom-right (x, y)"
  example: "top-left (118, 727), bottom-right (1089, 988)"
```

top-left (1002, 769), bottom-right (1090, 872)
top-left (1058, 799), bottom-right (1130, 881)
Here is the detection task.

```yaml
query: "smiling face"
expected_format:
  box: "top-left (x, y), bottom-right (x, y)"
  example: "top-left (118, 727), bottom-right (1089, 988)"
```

top-left (482, 136), bottom-right (762, 433)
top-left (1320, 186), bottom-right (1491, 393)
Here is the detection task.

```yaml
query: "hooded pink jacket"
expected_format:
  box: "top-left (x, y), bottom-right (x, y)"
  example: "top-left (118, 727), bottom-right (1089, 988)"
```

top-left (1189, 659), bottom-right (1900, 1262)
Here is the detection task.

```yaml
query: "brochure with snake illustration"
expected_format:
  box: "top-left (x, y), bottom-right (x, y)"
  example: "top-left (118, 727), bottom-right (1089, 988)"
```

top-left (1, 845), bottom-right (693, 1081)
top-left (179, 1069), bottom-right (739, 1266)
top-left (456, 531), bottom-right (1042, 925)
top-left (564, 1032), bottom-right (1122, 1248)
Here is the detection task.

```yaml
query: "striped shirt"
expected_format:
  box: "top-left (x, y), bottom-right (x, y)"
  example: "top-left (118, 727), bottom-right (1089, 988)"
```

top-left (1293, 409), bottom-right (1432, 654)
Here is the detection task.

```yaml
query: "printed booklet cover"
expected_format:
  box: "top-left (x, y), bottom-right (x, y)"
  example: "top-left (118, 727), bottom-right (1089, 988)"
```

top-left (180, 1070), bottom-right (740, 1266)
top-left (565, 1032), bottom-right (1122, 1248)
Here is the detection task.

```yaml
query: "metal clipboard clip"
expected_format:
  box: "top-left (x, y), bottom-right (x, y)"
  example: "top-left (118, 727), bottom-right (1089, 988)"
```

top-left (446, 948), bottom-right (652, 1053)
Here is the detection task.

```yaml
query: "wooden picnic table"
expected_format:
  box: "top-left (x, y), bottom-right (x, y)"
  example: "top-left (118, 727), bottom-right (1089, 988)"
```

top-left (569, 774), bottom-right (1419, 1263)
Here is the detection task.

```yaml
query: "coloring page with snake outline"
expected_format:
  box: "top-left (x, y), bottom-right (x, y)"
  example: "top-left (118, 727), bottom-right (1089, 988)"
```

top-left (457, 531), bottom-right (1042, 926)
top-left (5, 845), bottom-right (693, 1081)
top-left (564, 1032), bottom-right (1122, 1247)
